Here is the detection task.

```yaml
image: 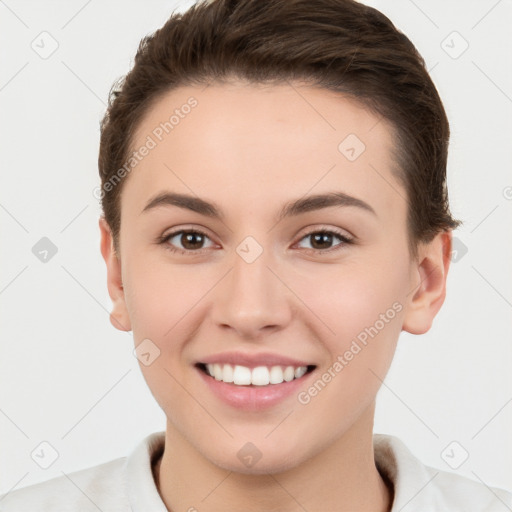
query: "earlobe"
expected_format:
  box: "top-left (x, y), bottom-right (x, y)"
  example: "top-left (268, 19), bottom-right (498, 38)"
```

top-left (98, 217), bottom-right (132, 332)
top-left (402, 231), bottom-right (452, 335)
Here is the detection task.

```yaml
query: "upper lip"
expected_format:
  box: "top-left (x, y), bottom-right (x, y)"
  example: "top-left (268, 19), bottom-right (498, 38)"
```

top-left (198, 351), bottom-right (315, 369)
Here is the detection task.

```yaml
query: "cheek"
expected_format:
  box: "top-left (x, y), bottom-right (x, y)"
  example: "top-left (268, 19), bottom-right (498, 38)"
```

top-left (290, 256), bottom-right (407, 421)
top-left (306, 257), bottom-right (407, 395)
top-left (123, 256), bottom-right (207, 336)
top-left (293, 270), bottom-right (404, 436)
top-left (290, 258), bottom-right (406, 345)
top-left (125, 261), bottom-right (199, 420)
top-left (123, 259), bottom-right (214, 388)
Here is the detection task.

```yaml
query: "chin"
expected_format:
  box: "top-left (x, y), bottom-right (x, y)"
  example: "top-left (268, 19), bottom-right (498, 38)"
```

top-left (212, 453), bottom-right (301, 476)
top-left (202, 439), bottom-right (307, 476)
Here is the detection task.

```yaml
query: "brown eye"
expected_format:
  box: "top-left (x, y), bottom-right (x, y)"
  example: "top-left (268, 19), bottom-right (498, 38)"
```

top-left (296, 229), bottom-right (353, 253)
top-left (160, 229), bottom-right (214, 254)
top-left (179, 231), bottom-right (206, 250)
top-left (310, 232), bottom-right (335, 250)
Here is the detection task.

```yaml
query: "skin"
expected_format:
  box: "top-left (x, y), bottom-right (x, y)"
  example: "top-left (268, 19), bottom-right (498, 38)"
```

top-left (99, 81), bottom-right (452, 512)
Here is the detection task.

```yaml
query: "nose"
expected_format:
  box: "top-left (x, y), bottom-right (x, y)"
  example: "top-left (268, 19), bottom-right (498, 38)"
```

top-left (210, 240), bottom-right (293, 340)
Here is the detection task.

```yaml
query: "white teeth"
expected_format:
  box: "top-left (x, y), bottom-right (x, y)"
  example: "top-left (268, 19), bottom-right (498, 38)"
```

top-left (269, 365), bottom-right (284, 384)
top-left (213, 363), bottom-right (223, 381)
top-left (251, 366), bottom-right (270, 386)
top-left (233, 365), bottom-right (252, 385)
top-left (203, 363), bottom-right (310, 386)
top-left (294, 366), bottom-right (307, 379)
top-left (283, 366), bottom-right (295, 382)
top-left (222, 363), bottom-right (234, 383)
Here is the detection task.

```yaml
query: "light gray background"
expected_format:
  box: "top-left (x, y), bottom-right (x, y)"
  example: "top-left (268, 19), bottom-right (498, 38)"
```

top-left (1, 0), bottom-right (511, 497)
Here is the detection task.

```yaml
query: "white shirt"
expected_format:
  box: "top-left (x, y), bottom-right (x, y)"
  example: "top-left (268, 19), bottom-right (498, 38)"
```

top-left (1, 431), bottom-right (510, 511)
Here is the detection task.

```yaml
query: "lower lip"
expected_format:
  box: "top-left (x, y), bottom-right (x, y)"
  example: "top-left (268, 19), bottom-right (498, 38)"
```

top-left (196, 366), bottom-right (315, 411)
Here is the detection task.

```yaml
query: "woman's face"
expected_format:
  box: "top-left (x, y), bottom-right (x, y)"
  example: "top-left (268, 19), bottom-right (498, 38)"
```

top-left (101, 81), bottom-right (431, 473)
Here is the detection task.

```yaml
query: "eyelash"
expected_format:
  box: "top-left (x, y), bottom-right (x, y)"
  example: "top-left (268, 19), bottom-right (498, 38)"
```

top-left (157, 227), bottom-right (354, 256)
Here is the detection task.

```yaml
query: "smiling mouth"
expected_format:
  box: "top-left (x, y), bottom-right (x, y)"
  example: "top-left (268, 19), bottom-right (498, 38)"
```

top-left (196, 363), bottom-right (316, 386)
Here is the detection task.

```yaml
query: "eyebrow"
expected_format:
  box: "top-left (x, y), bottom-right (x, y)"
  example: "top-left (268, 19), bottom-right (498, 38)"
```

top-left (141, 190), bottom-right (376, 221)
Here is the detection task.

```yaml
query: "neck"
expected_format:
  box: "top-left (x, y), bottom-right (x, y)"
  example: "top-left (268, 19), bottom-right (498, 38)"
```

top-left (154, 405), bottom-right (393, 512)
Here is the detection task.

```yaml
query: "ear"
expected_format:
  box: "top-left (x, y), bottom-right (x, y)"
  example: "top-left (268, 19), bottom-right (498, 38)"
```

top-left (402, 231), bottom-right (452, 335)
top-left (99, 217), bottom-right (132, 332)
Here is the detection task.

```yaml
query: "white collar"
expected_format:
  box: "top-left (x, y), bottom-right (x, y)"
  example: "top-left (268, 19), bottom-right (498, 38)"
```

top-left (123, 431), bottom-right (167, 511)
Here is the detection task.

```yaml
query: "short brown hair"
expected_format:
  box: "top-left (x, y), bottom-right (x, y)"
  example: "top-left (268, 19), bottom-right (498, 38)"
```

top-left (98, 0), bottom-right (462, 259)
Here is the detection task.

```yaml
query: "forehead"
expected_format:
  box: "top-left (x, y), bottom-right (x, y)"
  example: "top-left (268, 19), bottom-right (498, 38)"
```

top-left (124, 81), bottom-right (405, 225)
